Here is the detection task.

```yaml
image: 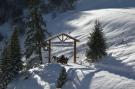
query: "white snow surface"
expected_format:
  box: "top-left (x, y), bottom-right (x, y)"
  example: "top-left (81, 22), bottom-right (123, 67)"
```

top-left (62, 63), bottom-right (135, 89)
top-left (3, 0), bottom-right (135, 89)
top-left (7, 64), bottom-right (63, 89)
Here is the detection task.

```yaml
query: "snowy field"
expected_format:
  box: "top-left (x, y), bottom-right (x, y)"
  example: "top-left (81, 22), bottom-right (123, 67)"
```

top-left (2, 0), bottom-right (135, 89)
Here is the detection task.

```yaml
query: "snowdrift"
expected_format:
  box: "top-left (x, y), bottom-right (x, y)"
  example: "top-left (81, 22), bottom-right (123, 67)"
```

top-left (7, 64), bottom-right (65, 89)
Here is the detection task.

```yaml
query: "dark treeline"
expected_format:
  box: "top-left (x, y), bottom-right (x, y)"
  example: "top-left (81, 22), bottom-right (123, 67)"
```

top-left (0, 0), bottom-right (76, 25)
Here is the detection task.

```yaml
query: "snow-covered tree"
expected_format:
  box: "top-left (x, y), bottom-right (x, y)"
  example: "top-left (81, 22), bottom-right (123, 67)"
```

top-left (25, 0), bottom-right (48, 64)
top-left (86, 21), bottom-right (107, 63)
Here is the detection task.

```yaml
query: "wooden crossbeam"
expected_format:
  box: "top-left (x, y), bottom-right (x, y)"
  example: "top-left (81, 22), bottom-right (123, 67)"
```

top-left (63, 36), bottom-right (69, 42)
top-left (57, 36), bottom-right (62, 41)
top-left (44, 33), bottom-right (79, 42)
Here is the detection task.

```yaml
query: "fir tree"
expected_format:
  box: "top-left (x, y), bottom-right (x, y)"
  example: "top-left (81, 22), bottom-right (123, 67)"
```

top-left (0, 42), bottom-right (14, 89)
top-left (9, 27), bottom-right (23, 75)
top-left (56, 67), bottom-right (67, 88)
top-left (0, 27), bottom-right (22, 89)
top-left (86, 21), bottom-right (107, 63)
top-left (25, 0), bottom-right (48, 64)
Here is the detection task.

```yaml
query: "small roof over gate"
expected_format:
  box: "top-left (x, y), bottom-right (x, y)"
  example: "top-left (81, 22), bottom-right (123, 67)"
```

top-left (44, 33), bottom-right (80, 42)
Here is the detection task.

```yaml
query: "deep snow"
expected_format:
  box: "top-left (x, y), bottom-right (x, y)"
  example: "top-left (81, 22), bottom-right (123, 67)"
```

top-left (62, 63), bottom-right (135, 89)
top-left (7, 64), bottom-right (64, 89)
top-left (1, 0), bottom-right (135, 89)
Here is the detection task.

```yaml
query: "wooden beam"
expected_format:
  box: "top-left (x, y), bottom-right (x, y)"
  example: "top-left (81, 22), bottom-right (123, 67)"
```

top-left (62, 34), bottom-right (64, 42)
top-left (74, 40), bottom-right (77, 63)
top-left (62, 33), bottom-right (80, 42)
top-left (63, 36), bottom-right (69, 42)
top-left (44, 33), bottom-right (80, 43)
top-left (57, 36), bottom-right (62, 42)
top-left (48, 40), bottom-right (51, 63)
top-left (51, 42), bottom-right (73, 44)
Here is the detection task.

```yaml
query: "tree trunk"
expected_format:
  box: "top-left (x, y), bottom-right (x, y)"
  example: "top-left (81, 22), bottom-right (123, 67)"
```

top-left (39, 47), bottom-right (43, 64)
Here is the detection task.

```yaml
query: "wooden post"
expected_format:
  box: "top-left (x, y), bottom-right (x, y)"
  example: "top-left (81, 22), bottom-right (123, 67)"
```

top-left (48, 40), bottom-right (51, 63)
top-left (74, 40), bottom-right (76, 63)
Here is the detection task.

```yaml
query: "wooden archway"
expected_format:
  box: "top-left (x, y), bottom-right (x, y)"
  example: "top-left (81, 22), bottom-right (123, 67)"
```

top-left (42, 33), bottom-right (79, 63)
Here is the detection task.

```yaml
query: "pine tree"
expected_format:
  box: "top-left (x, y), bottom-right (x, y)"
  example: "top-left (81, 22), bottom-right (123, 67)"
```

top-left (0, 42), bottom-right (14, 89)
top-left (9, 27), bottom-right (23, 75)
top-left (86, 21), bottom-right (107, 63)
top-left (25, 0), bottom-right (48, 64)
top-left (0, 27), bottom-right (22, 89)
top-left (56, 67), bottom-right (67, 88)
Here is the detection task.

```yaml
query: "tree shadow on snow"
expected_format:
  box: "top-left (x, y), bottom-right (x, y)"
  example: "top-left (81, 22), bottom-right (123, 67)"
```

top-left (76, 69), bottom-right (101, 89)
top-left (95, 53), bottom-right (135, 80)
top-left (64, 67), bottom-right (101, 89)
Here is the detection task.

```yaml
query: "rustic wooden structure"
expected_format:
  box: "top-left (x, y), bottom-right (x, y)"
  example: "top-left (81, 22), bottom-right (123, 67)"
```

top-left (43, 33), bottom-right (79, 63)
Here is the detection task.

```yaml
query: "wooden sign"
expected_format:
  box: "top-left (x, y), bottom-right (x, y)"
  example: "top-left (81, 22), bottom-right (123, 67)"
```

top-left (51, 42), bottom-right (73, 47)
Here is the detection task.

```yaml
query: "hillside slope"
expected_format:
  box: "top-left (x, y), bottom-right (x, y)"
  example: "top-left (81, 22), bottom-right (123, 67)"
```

top-left (45, 0), bottom-right (135, 89)
top-left (48, 8), bottom-right (135, 66)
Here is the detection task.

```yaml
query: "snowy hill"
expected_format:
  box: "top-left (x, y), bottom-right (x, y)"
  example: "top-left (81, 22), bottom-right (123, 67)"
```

top-left (45, 0), bottom-right (135, 89)
top-left (48, 8), bottom-right (135, 65)
top-left (2, 0), bottom-right (135, 89)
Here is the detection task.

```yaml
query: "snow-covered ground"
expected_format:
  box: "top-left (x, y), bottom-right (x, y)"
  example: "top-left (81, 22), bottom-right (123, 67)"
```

top-left (62, 63), bottom-right (135, 89)
top-left (7, 64), bottom-right (64, 89)
top-left (45, 0), bottom-right (135, 88)
top-left (2, 0), bottom-right (135, 89)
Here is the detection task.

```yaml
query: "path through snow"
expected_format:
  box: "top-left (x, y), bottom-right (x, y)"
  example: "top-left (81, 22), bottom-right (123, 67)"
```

top-left (62, 62), bottom-right (135, 89)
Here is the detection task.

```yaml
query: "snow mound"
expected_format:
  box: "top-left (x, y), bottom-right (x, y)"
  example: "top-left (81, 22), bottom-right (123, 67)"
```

top-left (7, 64), bottom-right (64, 89)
